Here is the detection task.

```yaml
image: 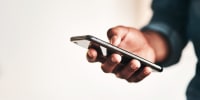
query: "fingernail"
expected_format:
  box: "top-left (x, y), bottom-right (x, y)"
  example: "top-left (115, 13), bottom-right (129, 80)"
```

top-left (135, 61), bottom-right (141, 68)
top-left (111, 56), bottom-right (116, 63)
top-left (130, 60), bottom-right (141, 69)
top-left (111, 36), bottom-right (120, 46)
top-left (87, 51), bottom-right (93, 57)
top-left (111, 54), bottom-right (121, 63)
top-left (116, 73), bottom-right (120, 78)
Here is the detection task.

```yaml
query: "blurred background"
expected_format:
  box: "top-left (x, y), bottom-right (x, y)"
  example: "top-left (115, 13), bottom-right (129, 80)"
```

top-left (0, 0), bottom-right (197, 100)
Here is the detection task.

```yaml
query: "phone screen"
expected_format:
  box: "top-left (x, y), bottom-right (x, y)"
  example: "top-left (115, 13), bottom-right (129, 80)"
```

top-left (70, 35), bottom-right (163, 72)
top-left (73, 39), bottom-right (108, 56)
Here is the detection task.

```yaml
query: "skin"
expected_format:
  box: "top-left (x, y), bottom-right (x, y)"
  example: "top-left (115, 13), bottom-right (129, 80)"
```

top-left (87, 26), bottom-right (169, 82)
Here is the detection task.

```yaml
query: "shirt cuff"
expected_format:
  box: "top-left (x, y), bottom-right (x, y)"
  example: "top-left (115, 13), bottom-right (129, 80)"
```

top-left (141, 22), bottom-right (184, 67)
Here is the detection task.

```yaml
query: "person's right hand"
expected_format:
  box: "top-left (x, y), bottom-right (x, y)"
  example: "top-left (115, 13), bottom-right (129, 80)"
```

top-left (86, 26), bottom-right (168, 82)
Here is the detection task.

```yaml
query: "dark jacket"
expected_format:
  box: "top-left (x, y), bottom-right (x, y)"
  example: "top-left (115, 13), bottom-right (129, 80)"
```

top-left (142, 0), bottom-right (200, 99)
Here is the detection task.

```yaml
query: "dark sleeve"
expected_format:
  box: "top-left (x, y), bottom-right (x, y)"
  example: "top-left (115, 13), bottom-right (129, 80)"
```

top-left (141, 0), bottom-right (189, 67)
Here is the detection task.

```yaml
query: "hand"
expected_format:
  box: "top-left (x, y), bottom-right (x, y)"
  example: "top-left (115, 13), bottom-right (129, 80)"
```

top-left (87, 26), bottom-right (167, 82)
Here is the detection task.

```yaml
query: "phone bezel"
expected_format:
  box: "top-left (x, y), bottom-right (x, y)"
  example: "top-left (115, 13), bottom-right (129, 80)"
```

top-left (70, 35), bottom-right (163, 72)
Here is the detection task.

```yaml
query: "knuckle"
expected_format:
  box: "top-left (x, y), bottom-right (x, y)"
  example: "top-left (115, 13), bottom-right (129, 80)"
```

top-left (101, 65), bottom-right (111, 73)
top-left (126, 77), bottom-right (134, 82)
top-left (127, 78), bottom-right (140, 83)
top-left (117, 73), bottom-right (128, 79)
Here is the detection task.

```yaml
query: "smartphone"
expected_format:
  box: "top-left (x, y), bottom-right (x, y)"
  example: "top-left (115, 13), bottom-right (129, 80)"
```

top-left (70, 35), bottom-right (163, 72)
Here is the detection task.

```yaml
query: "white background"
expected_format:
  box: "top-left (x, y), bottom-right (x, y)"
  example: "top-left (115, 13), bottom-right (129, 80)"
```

top-left (0, 0), bottom-right (197, 100)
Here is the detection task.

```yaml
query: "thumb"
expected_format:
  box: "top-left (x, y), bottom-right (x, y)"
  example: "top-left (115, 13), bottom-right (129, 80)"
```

top-left (107, 26), bottom-right (129, 46)
top-left (110, 35), bottom-right (121, 46)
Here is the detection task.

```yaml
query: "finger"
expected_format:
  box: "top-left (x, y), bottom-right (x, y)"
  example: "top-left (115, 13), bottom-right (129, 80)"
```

top-left (110, 35), bottom-right (121, 46)
top-left (87, 48), bottom-right (98, 62)
top-left (107, 26), bottom-right (129, 46)
top-left (101, 53), bottom-right (121, 73)
top-left (127, 66), bottom-right (152, 82)
top-left (116, 59), bottom-right (141, 79)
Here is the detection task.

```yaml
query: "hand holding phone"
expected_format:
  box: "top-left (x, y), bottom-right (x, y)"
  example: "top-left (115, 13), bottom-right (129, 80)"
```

top-left (70, 26), bottom-right (166, 82)
top-left (70, 35), bottom-right (163, 72)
